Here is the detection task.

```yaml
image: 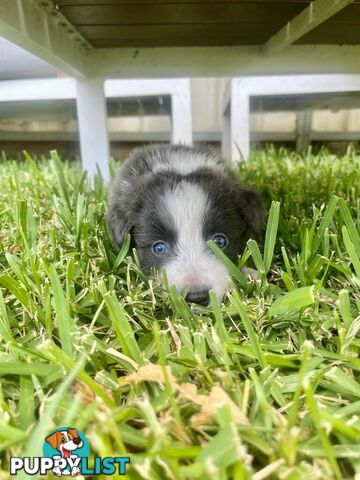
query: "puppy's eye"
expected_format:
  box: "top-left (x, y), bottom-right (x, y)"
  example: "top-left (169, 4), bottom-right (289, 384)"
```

top-left (152, 241), bottom-right (168, 256)
top-left (211, 233), bottom-right (229, 250)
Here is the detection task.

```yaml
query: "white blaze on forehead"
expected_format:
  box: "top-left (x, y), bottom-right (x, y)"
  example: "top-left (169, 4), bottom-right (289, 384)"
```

top-left (162, 181), bottom-right (229, 300)
top-left (164, 181), bottom-right (208, 252)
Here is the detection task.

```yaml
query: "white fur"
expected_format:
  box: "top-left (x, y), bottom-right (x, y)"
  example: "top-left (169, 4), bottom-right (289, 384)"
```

top-left (162, 181), bottom-right (229, 300)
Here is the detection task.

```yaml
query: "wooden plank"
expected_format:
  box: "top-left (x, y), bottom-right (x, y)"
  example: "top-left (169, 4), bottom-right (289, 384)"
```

top-left (234, 74), bottom-right (360, 96)
top-left (0, 0), bottom-right (87, 77)
top-left (264, 0), bottom-right (354, 53)
top-left (89, 38), bottom-right (266, 48)
top-left (297, 23), bottom-right (360, 44)
top-left (78, 23), bottom-right (283, 47)
top-left (60, 4), bottom-right (306, 25)
top-left (0, 131), bottom-right (172, 142)
top-left (90, 38), bottom-right (264, 48)
top-left (329, 4), bottom-right (360, 22)
top-left (1, 131), bottom-right (359, 143)
top-left (0, 79), bottom-right (76, 102)
top-left (87, 45), bottom-right (360, 77)
top-left (56, 0), bottom-right (311, 5)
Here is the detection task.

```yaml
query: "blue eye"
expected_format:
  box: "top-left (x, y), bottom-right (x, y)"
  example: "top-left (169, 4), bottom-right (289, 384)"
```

top-left (212, 233), bottom-right (229, 250)
top-left (152, 241), bottom-right (168, 256)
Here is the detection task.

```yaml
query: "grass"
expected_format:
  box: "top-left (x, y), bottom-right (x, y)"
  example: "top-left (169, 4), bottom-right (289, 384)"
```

top-left (0, 146), bottom-right (359, 479)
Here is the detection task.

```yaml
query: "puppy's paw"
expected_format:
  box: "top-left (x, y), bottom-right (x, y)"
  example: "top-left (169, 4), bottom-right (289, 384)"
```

top-left (52, 456), bottom-right (62, 477)
top-left (52, 467), bottom-right (62, 477)
top-left (71, 466), bottom-right (80, 476)
top-left (242, 266), bottom-right (259, 281)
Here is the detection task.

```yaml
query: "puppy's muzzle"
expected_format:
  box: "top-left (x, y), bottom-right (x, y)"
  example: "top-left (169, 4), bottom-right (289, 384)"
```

top-left (185, 289), bottom-right (209, 306)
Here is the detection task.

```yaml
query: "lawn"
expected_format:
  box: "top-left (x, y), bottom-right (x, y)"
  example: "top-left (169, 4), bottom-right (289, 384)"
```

top-left (0, 147), bottom-right (359, 480)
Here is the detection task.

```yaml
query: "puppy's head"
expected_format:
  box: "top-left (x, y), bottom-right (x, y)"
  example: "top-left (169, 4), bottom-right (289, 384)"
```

top-left (108, 169), bottom-right (264, 304)
top-left (45, 429), bottom-right (83, 458)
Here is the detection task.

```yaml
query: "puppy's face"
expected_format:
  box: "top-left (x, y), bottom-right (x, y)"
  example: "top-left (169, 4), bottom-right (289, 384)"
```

top-left (126, 171), bottom-right (264, 304)
top-left (45, 429), bottom-right (83, 458)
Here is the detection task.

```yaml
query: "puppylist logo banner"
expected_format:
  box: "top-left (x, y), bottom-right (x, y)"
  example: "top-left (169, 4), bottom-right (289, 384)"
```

top-left (10, 427), bottom-right (130, 477)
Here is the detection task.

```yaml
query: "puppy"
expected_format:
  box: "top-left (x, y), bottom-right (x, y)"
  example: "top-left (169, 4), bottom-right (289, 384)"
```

top-left (107, 144), bottom-right (264, 305)
top-left (45, 429), bottom-right (83, 476)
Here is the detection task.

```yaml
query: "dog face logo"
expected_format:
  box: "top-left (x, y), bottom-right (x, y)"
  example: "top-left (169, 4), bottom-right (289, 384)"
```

top-left (43, 427), bottom-right (89, 477)
top-left (45, 429), bottom-right (84, 459)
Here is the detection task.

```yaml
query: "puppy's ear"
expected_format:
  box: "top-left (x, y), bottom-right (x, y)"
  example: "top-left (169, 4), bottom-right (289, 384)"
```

top-left (68, 428), bottom-right (79, 439)
top-left (107, 177), bottom-right (142, 247)
top-left (235, 184), bottom-right (265, 239)
top-left (45, 431), bottom-right (61, 450)
top-left (107, 203), bottom-right (133, 247)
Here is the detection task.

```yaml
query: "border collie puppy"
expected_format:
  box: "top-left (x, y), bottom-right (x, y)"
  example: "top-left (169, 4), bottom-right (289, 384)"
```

top-left (107, 144), bottom-right (264, 305)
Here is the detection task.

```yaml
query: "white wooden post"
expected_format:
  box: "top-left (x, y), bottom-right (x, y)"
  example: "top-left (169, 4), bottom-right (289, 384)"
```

top-left (222, 104), bottom-right (231, 160)
top-left (75, 79), bottom-right (110, 185)
top-left (170, 80), bottom-right (193, 145)
top-left (230, 82), bottom-right (250, 161)
top-left (224, 74), bottom-right (360, 161)
top-left (296, 111), bottom-right (312, 153)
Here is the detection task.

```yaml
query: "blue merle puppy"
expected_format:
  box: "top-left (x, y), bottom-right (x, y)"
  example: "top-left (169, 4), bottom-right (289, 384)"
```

top-left (107, 144), bottom-right (264, 305)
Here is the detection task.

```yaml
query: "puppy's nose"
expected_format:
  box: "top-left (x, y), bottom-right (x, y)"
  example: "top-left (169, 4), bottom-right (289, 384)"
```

top-left (73, 437), bottom-right (81, 445)
top-left (185, 289), bottom-right (209, 306)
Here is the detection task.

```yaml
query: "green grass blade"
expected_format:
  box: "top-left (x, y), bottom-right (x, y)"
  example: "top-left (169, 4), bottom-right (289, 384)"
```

top-left (247, 239), bottom-right (265, 274)
top-left (48, 264), bottom-right (74, 358)
top-left (50, 150), bottom-right (71, 208)
top-left (207, 240), bottom-right (247, 288)
top-left (303, 378), bottom-right (342, 480)
top-left (268, 286), bottom-right (316, 317)
top-left (230, 285), bottom-right (267, 369)
top-left (264, 201), bottom-right (280, 274)
top-left (311, 196), bottom-right (338, 256)
top-left (113, 233), bottom-right (131, 269)
top-left (102, 290), bottom-right (143, 365)
top-left (342, 225), bottom-right (360, 278)
top-left (338, 197), bottom-right (360, 258)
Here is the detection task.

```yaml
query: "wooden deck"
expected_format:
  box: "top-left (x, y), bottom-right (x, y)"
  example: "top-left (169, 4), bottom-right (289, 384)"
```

top-left (55, 0), bottom-right (360, 48)
top-left (1, 1), bottom-right (360, 77)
